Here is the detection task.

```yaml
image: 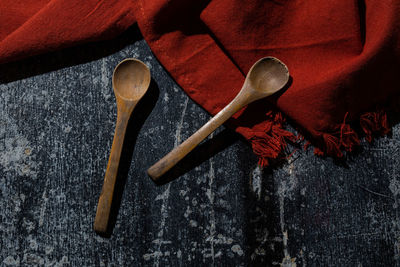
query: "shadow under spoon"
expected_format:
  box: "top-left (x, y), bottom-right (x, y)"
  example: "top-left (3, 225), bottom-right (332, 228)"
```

top-left (147, 57), bottom-right (290, 182)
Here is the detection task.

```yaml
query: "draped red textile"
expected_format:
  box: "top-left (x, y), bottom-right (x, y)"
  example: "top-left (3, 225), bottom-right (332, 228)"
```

top-left (1, 0), bottom-right (399, 164)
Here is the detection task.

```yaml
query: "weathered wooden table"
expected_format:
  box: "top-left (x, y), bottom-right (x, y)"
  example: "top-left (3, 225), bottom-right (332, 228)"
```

top-left (1, 27), bottom-right (399, 266)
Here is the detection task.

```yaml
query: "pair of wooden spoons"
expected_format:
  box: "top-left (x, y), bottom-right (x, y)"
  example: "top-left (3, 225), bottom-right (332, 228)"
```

top-left (94, 57), bottom-right (290, 233)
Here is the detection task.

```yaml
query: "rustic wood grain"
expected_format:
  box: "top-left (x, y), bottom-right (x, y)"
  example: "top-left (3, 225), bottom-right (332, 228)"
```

top-left (94, 59), bottom-right (150, 234)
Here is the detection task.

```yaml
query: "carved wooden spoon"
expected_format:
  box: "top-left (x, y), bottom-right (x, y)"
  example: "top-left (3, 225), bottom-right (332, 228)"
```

top-left (94, 58), bottom-right (150, 233)
top-left (147, 57), bottom-right (289, 181)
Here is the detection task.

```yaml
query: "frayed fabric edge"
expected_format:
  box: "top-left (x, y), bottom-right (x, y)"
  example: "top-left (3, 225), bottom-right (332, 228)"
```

top-left (314, 109), bottom-right (390, 157)
top-left (249, 108), bottom-right (391, 167)
top-left (248, 110), bottom-right (298, 167)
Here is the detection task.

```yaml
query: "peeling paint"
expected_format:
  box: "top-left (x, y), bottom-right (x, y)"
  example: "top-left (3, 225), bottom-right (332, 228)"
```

top-left (231, 244), bottom-right (243, 256)
top-left (143, 251), bottom-right (163, 261)
top-left (278, 161), bottom-right (298, 200)
top-left (279, 170), bottom-right (297, 267)
top-left (389, 178), bottom-right (400, 197)
top-left (163, 93), bottom-right (169, 102)
top-left (250, 165), bottom-right (263, 200)
top-left (22, 253), bottom-right (44, 266)
top-left (206, 151), bottom-right (216, 264)
top-left (153, 97), bottom-right (189, 267)
top-left (0, 112), bottom-right (38, 178)
top-left (189, 220), bottom-right (198, 227)
top-left (39, 179), bottom-right (50, 227)
top-left (2, 256), bottom-right (20, 266)
top-left (53, 256), bottom-right (69, 267)
top-left (280, 231), bottom-right (296, 267)
top-left (100, 58), bottom-right (112, 100)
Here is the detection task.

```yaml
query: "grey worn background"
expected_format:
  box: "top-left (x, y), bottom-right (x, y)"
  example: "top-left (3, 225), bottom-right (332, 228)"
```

top-left (1, 27), bottom-right (399, 266)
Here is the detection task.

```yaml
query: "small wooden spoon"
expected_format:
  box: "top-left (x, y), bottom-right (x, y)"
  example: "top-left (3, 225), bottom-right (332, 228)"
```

top-left (94, 58), bottom-right (150, 233)
top-left (147, 57), bottom-right (289, 181)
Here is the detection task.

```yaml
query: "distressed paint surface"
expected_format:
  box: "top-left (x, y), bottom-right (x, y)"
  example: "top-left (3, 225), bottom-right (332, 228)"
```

top-left (1, 27), bottom-right (399, 266)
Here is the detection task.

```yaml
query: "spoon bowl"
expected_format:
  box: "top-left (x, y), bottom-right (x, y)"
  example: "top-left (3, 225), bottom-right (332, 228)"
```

top-left (247, 57), bottom-right (289, 94)
top-left (113, 59), bottom-right (151, 101)
top-left (94, 58), bottom-right (150, 234)
top-left (147, 57), bottom-right (289, 181)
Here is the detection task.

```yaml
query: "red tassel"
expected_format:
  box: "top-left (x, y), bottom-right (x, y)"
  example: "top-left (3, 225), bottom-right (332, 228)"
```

top-left (322, 133), bottom-right (343, 157)
top-left (313, 147), bottom-right (325, 156)
top-left (252, 108), bottom-right (392, 165)
top-left (303, 141), bottom-right (311, 150)
top-left (339, 112), bottom-right (360, 152)
top-left (315, 112), bottom-right (360, 157)
top-left (250, 111), bottom-right (297, 167)
top-left (360, 109), bottom-right (390, 143)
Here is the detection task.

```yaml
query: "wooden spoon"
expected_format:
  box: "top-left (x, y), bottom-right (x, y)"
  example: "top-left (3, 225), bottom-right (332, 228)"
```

top-left (147, 57), bottom-right (289, 181)
top-left (94, 58), bottom-right (150, 233)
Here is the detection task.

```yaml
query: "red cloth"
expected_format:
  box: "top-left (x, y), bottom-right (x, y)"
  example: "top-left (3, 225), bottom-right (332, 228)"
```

top-left (0, 0), bottom-right (136, 63)
top-left (1, 1), bottom-right (400, 164)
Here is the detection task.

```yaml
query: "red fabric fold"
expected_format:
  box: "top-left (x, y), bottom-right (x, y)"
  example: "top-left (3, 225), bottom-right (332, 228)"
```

top-left (1, 0), bottom-right (400, 164)
top-left (0, 0), bottom-right (136, 63)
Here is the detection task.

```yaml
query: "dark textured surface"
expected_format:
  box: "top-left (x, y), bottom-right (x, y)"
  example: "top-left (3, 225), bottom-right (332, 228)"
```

top-left (1, 27), bottom-right (399, 266)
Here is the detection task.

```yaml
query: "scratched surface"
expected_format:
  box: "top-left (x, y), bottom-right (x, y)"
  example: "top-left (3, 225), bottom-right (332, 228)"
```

top-left (1, 27), bottom-right (399, 266)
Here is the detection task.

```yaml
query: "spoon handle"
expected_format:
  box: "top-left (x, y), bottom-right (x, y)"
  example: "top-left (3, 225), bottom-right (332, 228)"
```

top-left (148, 94), bottom-right (250, 181)
top-left (94, 110), bottom-right (130, 233)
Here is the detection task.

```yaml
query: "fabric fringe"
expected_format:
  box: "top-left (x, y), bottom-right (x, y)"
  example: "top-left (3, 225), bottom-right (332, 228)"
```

top-left (360, 109), bottom-right (390, 143)
top-left (314, 112), bottom-right (360, 157)
top-left (314, 109), bottom-right (390, 157)
top-left (250, 111), bottom-right (297, 167)
top-left (251, 108), bottom-right (392, 167)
